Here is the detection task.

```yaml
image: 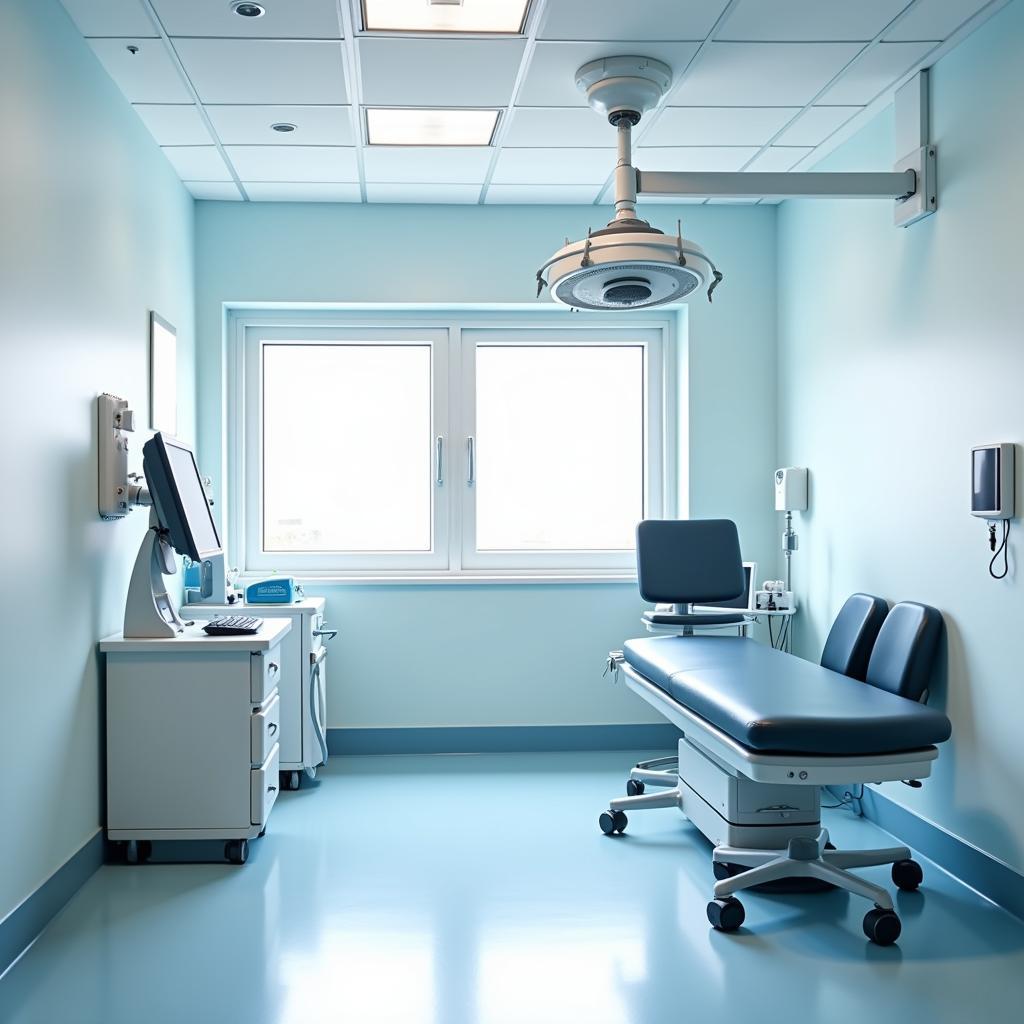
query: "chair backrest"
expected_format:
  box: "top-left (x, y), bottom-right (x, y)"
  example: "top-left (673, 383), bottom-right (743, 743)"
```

top-left (820, 593), bottom-right (889, 680)
top-left (865, 601), bottom-right (944, 701)
top-left (694, 562), bottom-right (757, 612)
top-left (636, 519), bottom-right (746, 605)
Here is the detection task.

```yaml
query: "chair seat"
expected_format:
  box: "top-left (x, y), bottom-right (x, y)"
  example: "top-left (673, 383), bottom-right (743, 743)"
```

top-left (643, 610), bottom-right (746, 627)
top-left (622, 636), bottom-right (951, 757)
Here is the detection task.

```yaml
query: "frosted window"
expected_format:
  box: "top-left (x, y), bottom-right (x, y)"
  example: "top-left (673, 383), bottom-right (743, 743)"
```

top-left (262, 344), bottom-right (432, 552)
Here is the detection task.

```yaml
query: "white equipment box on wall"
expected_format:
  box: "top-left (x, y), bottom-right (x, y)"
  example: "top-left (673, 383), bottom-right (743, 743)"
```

top-left (190, 597), bottom-right (332, 790)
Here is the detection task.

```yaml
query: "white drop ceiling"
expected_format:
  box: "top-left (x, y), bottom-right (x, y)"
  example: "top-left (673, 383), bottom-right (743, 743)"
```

top-left (60, 0), bottom-right (1007, 204)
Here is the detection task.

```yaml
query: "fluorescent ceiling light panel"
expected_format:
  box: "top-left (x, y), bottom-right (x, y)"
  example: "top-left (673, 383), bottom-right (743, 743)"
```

top-left (362, 0), bottom-right (530, 34)
top-left (366, 108), bottom-right (498, 146)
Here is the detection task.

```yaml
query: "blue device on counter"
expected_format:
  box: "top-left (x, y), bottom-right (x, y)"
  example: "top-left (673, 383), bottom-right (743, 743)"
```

top-left (245, 577), bottom-right (299, 604)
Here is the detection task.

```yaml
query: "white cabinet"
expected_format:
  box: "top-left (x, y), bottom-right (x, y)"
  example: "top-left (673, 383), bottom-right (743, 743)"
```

top-left (188, 598), bottom-right (332, 789)
top-left (100, 619), bottom-right (291, 864)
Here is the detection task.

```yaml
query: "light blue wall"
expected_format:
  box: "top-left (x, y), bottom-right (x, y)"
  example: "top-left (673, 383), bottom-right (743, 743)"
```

top-left (777, 0), bottom-right (1024, 872)
top-left (194, 202), bottom-right (777, 728)
top-left (0, 0), bottom-right (196, 919)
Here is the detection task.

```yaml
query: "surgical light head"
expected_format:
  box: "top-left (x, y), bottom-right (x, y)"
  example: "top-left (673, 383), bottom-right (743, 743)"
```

top-left (535, 56), bottom-right (723, 310)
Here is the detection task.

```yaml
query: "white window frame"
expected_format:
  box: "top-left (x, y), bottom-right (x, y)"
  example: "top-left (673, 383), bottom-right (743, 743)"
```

top-left (241, 325), bottom-right (450, 574)
top-left (227, 311), bottom-right (677, 582)
top-left (460, 327), bottom-right (664, 573)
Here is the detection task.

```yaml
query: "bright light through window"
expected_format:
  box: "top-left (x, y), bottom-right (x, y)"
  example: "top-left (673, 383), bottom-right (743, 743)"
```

top-left (367, 108), bottom-right (499, 147)
top-left (474, 345), bottom-right (645, 551)
top-left (262, 344), bottom-right (432, 552)
top-left (362, 0), bottom-right (531, 33)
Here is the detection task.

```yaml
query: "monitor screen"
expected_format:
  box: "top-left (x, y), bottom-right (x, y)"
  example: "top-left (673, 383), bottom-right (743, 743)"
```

top-left (972, 447), bottom-right (1000, 513)
top-left (143, 433), bottom-right (222, 561)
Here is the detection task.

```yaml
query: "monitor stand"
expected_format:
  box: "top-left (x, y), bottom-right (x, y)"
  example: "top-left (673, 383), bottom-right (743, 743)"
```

top-left (123, 509), bottom-right (187, 638)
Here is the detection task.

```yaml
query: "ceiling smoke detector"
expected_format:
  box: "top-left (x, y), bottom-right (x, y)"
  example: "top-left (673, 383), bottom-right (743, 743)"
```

top-left (536, 56), bottom-right (723, 310)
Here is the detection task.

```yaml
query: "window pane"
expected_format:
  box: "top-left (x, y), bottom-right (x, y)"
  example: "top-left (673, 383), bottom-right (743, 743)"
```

top-left (262, 344), bottom-right (432, 552)
top-left (475, 345), bottom-right (644, 551)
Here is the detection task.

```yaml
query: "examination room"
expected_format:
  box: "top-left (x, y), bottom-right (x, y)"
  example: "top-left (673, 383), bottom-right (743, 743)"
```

top-left (3, 0), bottom-right (1024, 1021)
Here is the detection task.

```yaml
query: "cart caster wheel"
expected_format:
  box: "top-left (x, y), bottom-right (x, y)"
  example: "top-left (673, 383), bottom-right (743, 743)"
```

top-left (863, 908), bottom-right (901, 945)
top-left (707, 897), bottom-right (745, 932)
top-left (281, 770), bottom-right (301, 791)
top-left (713, 860), bottom-right (737, 881)
top-left (891, 859), bottom-right (923, 891)
top-left (225, 839), bottom-right (249, 865)
top-left (599, 810), bottom-right (628, 835)
top-left (625, 779), bottom-right (645, 796)
top-left (304, 765), bottom-right (318, 782)
top-left (136, 840), bottom-right (153, 864)
top-left (258, 827), bottom-right (267, 839)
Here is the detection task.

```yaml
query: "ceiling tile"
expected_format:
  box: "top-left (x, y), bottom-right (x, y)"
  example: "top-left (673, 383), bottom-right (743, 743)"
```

top-left (60, 0), bottom-right (157, 37)
top-left (184, 181), bottom-right (243, 200)
top-left (243, 182), bottom-right (362, 202)
top-left (773, 105), bottom-right (862, 146)
top-left (885, 0), bottom-right (989, 42)
top-left (485, 184), bottom-right (602, 204)
top-left (173, 39), bottom-right (347, 104)
top-left (358, 39), bottom-right (526, 107)
top-left (744, 146), bottom-right (813, 171)
top-left (206, 106), bottom-right (354, 146)
top-left (365, 184), bottom-right (482, 204)
top-left (86, 38), bottom-right (191, 103)
top-left (635, 146), bottom-right (760, 172)
top-left (538, 0), bottom-right (729, 41)
top-left (362, 147), bottom-right (493, 184)
top-left (718, 0), bottom-right (910, 41)
top-left (818, 42), bottom-right (935, 104)
top-left (151, 0), bottom-right (342, 39)
top-left (502, 108), bottom-right (619, 147)
top-left (518, 42), bottom-right (700, 107)
top-left (161, 146), bottom-right (232, 180)
top-left (491, 148), bottom-right (615, 185)
top-left (643, 107), bottom-right (799, 147)
top-left (224, 146), bottom-right (359, 182)
top-left (668, 42), bottom-right (863, 106)
top-left (133, 104), bottom-right (212, 145)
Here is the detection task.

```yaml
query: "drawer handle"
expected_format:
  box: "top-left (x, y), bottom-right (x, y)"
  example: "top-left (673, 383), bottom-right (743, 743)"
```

top-left (268, 662), bottom-right (279, 675)
top-left (267, 785), bottom-right (277, 794)
top-left (268, 722), bottom-right (278, 735)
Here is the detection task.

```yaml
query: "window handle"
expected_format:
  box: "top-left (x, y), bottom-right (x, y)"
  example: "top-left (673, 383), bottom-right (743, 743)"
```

top-left (467, 436), bottom-right (475, 486)
top-left (435, 436), bottom-right (444, 486)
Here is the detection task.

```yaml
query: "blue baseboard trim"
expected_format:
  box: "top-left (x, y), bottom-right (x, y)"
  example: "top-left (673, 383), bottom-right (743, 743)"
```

top-left (0, 831), bottom-right (104, 979)
top-left (835, 786), bottom-right (1024, 921)
top-left (327, 723), bottom-right (681, 756)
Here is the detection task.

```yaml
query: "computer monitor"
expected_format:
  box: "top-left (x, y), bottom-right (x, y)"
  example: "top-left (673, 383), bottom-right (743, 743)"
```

top-left (142, 433), bottom-right (222, 562)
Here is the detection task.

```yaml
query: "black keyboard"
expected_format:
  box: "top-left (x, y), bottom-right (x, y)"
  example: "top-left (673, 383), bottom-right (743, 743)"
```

top-left (202, 615), bottom-right (264, 636)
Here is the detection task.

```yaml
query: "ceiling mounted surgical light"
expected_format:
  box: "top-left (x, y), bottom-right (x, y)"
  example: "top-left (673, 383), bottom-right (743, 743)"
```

top-left (536, 56), bottom-right (723, 310)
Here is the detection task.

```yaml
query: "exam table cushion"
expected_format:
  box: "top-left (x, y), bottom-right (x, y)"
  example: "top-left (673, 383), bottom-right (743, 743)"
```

top-left (622, 636), bottom-right (952, 756)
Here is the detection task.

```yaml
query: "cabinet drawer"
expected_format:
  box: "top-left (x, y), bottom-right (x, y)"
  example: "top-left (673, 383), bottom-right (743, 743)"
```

top-left (251, 744), bottom-right (280, 826)
top-left (251, 692), bottom-right (281, 767)
top-left (250, 645), bottom-right (283, 703)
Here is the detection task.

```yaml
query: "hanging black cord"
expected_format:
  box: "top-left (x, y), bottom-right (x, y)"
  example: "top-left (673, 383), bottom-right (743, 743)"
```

top-left (990, 519), bottom-right (1011, 579)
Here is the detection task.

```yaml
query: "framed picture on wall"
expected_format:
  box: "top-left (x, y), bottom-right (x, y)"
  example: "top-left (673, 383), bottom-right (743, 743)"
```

top-left (150, 312), bottom-right (177, 435)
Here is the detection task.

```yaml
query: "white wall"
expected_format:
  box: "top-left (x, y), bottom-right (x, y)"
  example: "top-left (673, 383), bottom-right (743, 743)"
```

top-left (194, 202), bottom-right (778, 729)
top-left (777, 0), bottom-right (1024, 871)
top-left (0, 0), bottom-right (196, 918)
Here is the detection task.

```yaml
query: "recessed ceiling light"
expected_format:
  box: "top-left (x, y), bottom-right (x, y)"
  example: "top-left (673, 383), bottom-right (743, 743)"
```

top-left (271, 122), bottom-right (296, 133)
top-left (362, 0), bottom-right (531, 34)
top-left (366, 108), bottom-right (499, 146)
top-left (231, 2), bottom-right (266, 17)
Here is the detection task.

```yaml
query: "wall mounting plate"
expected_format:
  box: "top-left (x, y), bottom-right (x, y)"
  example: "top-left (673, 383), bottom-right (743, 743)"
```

top-left (894, 145), bottom-right (937, 227)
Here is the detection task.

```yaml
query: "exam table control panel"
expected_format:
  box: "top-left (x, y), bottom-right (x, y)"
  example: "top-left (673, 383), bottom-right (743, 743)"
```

top-left (100, 618), bottom-right (291, 865)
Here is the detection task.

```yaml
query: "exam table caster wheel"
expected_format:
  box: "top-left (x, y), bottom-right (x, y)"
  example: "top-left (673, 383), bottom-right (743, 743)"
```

top-left (707, 897), bottom-right (745, 932)
top-left (863, 908), bottom-right (901, 945)
top-left (891, 859), bottom-right (923, 891)
top-left (599, 810), bottom-right (628, 835)
top-left (625, 779), bottom-right (645, 796)
top-left (713, 861), bottom-right (734, 881)
top-left (281, 770), bottom-right (301, 791)
top-left (225, 839), bottom-right (249, 865)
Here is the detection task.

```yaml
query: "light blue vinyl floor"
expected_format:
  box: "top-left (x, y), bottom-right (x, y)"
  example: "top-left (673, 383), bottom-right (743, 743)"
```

top-left (2, 751), bottom-right (1024, 1023)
